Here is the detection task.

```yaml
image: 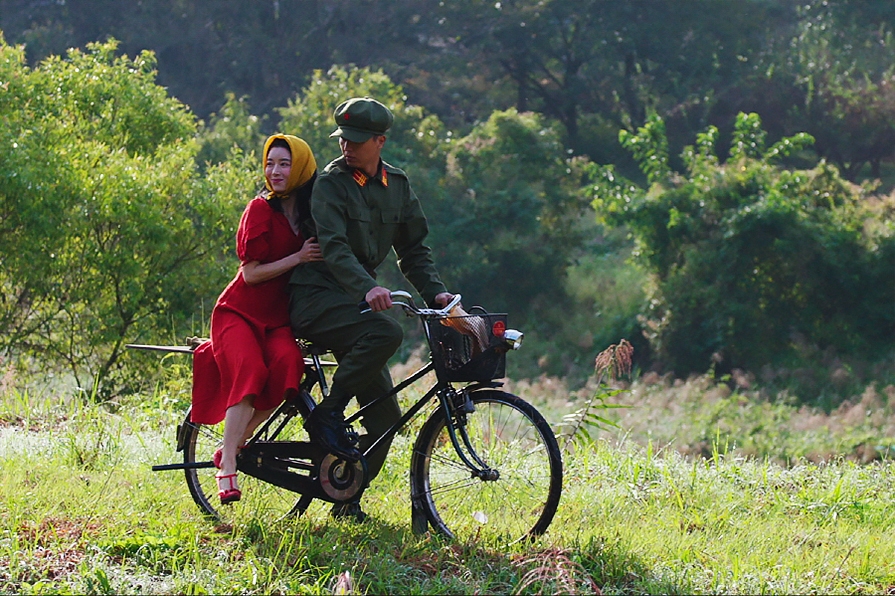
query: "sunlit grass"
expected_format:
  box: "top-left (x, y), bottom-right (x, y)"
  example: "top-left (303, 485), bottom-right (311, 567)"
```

top-left (2, 364), bottom-right (895, 594)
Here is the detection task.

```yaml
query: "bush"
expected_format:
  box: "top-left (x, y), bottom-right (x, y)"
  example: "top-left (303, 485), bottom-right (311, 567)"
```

top-left (588, 112), bottom-right (895, 398)
top-left (0, 37), bottom-right (251, 395)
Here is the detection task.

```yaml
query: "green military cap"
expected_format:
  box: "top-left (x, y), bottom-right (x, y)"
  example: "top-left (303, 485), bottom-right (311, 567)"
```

top-left (330, 97), bottom-right (394, 143)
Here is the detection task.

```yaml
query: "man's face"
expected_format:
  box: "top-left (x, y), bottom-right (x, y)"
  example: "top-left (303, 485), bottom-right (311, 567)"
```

top-left (339, 135), bottom-right (385, 172)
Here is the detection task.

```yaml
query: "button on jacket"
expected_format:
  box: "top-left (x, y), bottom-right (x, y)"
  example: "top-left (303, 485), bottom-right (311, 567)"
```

top-left (289, 156), bottom-right (446, 305)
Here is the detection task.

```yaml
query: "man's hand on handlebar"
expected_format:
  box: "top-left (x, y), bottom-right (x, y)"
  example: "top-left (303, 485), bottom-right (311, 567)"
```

top-left (364, 286), bottom-right (394, 312)
top-left (434, 292), bottom-right (457, 309)
top-left (360, 289), bottom-right (461, 315)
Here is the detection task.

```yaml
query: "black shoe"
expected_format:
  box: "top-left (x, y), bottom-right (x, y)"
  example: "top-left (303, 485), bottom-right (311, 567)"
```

top-left (304, 407), bottom-right (361, 461)
top-left (331, 500), bottom-right (367, 523)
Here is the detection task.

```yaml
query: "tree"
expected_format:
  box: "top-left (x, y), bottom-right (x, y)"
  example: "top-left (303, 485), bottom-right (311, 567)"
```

top-left (0, 0), bottom-right (457, 121)
top-left (426, 0), bottom-right (793, 157)
top-left (196, 92), bottom-right (267, 167)
top-left (432, 108), bottom-right (592, 315)
top-left (589, 111), bottom-right (895, 386)
top-left (0, 37), bottom-right (250, 394)
top-left (741, 0), bottom-right (895, 181)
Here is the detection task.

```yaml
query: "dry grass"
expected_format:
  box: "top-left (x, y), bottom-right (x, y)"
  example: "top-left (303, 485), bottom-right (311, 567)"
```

top-left (512, 547), bottom-right (601, 595)
top-left (504, 364), bottom-right (895, 465)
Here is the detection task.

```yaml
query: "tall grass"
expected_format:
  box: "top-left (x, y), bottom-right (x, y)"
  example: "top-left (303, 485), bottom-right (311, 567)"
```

top-left (506, 362), bottom-right (895, 465)
top-left (2, 361), bottom-right (894, 594)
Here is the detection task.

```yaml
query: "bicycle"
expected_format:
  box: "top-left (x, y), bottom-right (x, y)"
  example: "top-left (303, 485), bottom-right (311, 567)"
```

top-left (132, 292), bottom-right (562, 543)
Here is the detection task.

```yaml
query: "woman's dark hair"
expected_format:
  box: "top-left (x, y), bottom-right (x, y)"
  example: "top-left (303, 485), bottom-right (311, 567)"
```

top-left (266, 172), bottom-right (317, 237)
top-left (269, 137), bottom-right (291, 152)
top-left (294, 172), bottom-right (317, 238)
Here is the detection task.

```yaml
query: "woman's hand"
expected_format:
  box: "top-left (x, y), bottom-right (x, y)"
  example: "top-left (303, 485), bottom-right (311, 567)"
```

top-left (296, 237), bottom-right (323, 264)
top-left (241, 237), bottom-right (323, 285)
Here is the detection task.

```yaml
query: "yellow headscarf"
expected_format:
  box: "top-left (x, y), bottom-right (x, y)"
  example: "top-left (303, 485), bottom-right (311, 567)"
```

top-left (262, 134), bottom-right (316, 197)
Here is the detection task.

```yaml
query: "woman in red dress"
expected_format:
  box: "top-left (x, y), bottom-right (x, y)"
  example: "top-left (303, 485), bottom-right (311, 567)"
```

top-left (191, 134), bottom-right (322, 504)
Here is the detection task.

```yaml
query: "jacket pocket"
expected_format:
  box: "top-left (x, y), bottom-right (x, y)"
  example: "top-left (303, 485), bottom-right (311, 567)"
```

top-left (346, 204), bottom-right (371, 222)
top-left (380, 208), bottom-right (403, 224)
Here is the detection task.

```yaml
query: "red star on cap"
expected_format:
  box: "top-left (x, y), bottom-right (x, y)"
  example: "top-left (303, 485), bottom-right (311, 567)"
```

top-left (344, 114), bottom-right (350, 120)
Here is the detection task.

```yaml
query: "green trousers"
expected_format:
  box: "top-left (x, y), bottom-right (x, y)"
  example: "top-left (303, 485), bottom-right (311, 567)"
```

top-left (288, 283), bottom-right (403, 481)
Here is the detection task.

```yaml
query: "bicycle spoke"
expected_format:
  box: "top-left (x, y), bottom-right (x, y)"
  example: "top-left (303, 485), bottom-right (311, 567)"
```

top-left (417, 476), bottom-right (479, 497)
top-left (410, 390), bottom-right (562, 543)
top-left (418, 447), bottom-right (475, 472)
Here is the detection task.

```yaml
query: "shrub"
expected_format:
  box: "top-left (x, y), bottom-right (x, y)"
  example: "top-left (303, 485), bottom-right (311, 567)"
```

top-left (587, 112), bottom-right (895, 396)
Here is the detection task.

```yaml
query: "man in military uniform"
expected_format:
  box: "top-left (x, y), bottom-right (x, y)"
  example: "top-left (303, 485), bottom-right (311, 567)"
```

top-left (288, 97), bottom-right (453, 519)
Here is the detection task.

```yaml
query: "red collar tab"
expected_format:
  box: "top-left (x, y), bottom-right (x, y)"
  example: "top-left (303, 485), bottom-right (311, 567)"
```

top-left (352, 167), bottom-right (388, 188)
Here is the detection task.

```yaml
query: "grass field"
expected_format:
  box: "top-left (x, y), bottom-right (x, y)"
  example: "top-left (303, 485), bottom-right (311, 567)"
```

top-left (1, 359), bottom-right (894, 594)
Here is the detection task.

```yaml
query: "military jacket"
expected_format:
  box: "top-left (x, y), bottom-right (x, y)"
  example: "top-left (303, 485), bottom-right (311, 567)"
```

top-left (289, 157), bottom-right (447, 306)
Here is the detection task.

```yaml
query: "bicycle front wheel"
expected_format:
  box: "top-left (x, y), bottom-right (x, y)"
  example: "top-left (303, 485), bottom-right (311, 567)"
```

top-left (410, 389), bottom-right (562, 543)
top-left (180, 409), bottom-right (306, 522)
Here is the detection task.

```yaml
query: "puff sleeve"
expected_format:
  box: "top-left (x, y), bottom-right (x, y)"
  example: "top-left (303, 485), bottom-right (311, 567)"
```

top-left (236, 197), bottom-right (273, 263)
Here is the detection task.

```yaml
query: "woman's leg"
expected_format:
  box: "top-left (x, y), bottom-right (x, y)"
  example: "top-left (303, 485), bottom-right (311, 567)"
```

top-left (242, 405), bottom-right (278, 443)
top-left (220, 395), bottom-right (256, 476)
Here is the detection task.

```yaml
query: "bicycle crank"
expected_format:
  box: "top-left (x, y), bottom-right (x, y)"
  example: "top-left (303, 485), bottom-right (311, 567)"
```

top-left (319, 453), bottom-right (368, 501)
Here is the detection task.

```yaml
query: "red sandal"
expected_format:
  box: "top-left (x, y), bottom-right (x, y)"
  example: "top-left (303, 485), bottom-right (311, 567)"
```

top-left (215, 473), bottom-right (241, 504)
top-left (213, 443), bottom-right (246, 469)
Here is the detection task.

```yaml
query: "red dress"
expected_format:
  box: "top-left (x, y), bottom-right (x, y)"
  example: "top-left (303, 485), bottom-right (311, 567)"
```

top-left (191, 197), bottom-right (305, 424)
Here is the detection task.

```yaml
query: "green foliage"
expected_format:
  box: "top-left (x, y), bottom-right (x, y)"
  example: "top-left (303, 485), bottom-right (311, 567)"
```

top-left (3, 0), bottom-right (894, 191)
top-left (196, 92), bottom-right (266, 167)
top-left (559, 239), bottom-right (649, 376)
top-left (433, 108), bottom-right (591, 314)
top-left (618, 113), bottom-right (671, 185)
top-left (2, 9), bottom-right (891, 392)
top-left (429, 1), bottom-right (787, 153)
top-left (276, 65), bottom-right (447, 171)
top-left (589, 111), bottom-right (895, 389)
top-left (561, 339), bottom-right (634, 450)
top-left (561, 387), bottom-right (626, 451)
top-left (0, 37), bottom-right (248, 394)
top-left (758, 0), bottom-right (895, 180)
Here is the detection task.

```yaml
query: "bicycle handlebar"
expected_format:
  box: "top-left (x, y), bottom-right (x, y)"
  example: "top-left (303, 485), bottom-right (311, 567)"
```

top-left (359, 291), bottom-right (462, 317)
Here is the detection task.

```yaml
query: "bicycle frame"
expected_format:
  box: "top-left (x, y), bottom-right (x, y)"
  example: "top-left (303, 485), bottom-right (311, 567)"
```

top-left (243, 348), bottom-right (505, 495)
top-left (240, 291), bottom-right (516, 488)
top-left (133, 293), bottom-right (565, 543)
top-left (143, 291), bottom-right (533, 517)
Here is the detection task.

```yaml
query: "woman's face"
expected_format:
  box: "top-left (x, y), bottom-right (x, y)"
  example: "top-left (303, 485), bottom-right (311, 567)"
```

top-left (265, 146), bottom-right (292, 193)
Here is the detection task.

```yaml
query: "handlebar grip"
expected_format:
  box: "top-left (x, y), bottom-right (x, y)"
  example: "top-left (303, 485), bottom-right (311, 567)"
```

top-left (358, 300), bottom-right (370, 312)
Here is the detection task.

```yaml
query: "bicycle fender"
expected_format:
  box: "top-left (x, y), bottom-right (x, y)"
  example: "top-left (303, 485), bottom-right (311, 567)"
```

top-left (463, 381), bottom-right (504, 392)
top-left (175, 407), bottom-right (193, 452)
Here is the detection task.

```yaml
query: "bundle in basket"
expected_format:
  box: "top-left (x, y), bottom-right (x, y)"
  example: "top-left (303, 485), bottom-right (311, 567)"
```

top-left (426, 306), bottom-right (508, 382)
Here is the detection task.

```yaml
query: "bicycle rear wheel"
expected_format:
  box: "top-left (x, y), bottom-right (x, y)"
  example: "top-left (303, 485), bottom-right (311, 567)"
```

top-left (410, 389), bottom-right (562, 543)
top-left (180, 408), bottom-right (307, 521)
